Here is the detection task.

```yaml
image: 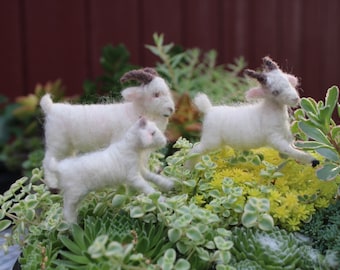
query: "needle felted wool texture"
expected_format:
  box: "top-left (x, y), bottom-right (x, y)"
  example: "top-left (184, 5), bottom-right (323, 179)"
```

top-left (48, 117), bottom-right (174, 223)
top-left (40, 68), bottom-right (175, 189)
top-left (188, 57), bottom-right (319, 168)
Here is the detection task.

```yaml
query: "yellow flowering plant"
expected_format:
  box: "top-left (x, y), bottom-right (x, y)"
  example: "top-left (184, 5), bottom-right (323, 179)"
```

top-left (210, 147), bottom-right (339, 231)
top-left (164, 138), bottom-right (339, 231)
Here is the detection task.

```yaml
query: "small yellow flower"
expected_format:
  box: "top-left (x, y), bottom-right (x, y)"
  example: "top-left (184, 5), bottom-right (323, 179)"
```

top-left (293, 204), bottom-right (310, 221)
top-left (283, 193), bottom-right (298, 209)
top-left (287, 217), bottom-right (301, 231)
top-left (269, 189), bottom-right (281, 203)
top-left (247, 188), bottom-right (263, 198)
top-left (209, 177), bottom-right (223, 191)
top-left (272, 205), bottom-right (290, 221)
top-left (315, 197), bottom-right (331, 208)
top-left (193, 194), bottom-right (205, 205)
top-left (196, 146), bottom-right (339, 231)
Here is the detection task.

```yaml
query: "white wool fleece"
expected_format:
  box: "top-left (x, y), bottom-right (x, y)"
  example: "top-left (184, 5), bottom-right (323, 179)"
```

top-left (48, 118), bottom-right (174, 223)
top-left (40, 76), bottom-right (175, 189)
top-left (188, 57), bottom-right (319, 168)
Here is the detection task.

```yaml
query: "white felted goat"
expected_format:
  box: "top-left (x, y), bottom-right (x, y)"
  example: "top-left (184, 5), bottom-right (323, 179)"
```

top-left (188, 56), bottom-right (319, 167)
top-left (40, 68), bottom-right (175, 189)
top-left (48, 117), bottom-right (173, 223)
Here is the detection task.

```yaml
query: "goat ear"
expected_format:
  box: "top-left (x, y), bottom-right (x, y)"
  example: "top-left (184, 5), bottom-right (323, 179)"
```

top-left (121, 87), bottom-right (143, 101)
top-left (244, 69), bottom-right (267, 85)
top-left (245, 87), bottom-right (267, 100)
top-left (286, 74), bottom-right (299, 87)
top-left (262, 56), bottom-right (279, 71)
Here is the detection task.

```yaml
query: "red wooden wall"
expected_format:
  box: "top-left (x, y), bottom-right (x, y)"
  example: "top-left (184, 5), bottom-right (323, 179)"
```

top-left (1, 0), bottom-right (340, 102)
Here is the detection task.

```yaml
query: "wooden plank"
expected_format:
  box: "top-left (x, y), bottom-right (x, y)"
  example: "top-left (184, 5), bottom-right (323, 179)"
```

top-left (320, 0), bottom-right (340, 97)
top-left (220, 0), bottom-right (234, 63)
top-left (182, 0), bottom-right (220, 52)
top-left (299, 0), bottom-right (323, 99)
top-left (89, 0), bottom-right (140, 76)
top-left (24, 0), bottom-right (88, 96)
top-left (140, 0), bottom-right (182, 66)
top-left (277, 0), bottom-right (303, 75)
top-left (221, 0), bottom-right (252, 65)
top-left (247, 0), bottom-right (279, 68)
top-left (0, 0), bottom-right (24, 99)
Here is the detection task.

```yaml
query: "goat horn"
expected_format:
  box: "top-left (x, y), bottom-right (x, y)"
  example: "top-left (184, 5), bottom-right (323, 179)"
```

top-left (262, 56), bottom-right (279, 71)
top-left (142, 67), bottom-right (159, 76)
top-left (120, 69), bottom-right (155, 84)
top-left (244, 69), bottom-right (267, 84)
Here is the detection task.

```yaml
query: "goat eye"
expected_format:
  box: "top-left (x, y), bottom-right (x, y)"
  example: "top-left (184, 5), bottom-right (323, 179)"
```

top-left (151, 131), bottom-right (156, 136)
top-left (153, 92), bottom-right (160, 98)
top-left (272, 90), bottom-right (280, 96)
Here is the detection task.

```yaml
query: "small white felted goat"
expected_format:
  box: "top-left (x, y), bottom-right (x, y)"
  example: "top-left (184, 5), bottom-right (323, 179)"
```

top-left (48, 117), bottom-right (173, 223)
top-left (40, 68), bottom-right (175, 189)
top-left (188, 56), bottom-right (319, 167)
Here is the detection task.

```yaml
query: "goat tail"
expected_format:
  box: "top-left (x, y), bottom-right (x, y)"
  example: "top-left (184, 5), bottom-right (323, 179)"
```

top-left (40, 94), bottom-right (53, 114)
top-left (194, 93), bottom-right (212, 114)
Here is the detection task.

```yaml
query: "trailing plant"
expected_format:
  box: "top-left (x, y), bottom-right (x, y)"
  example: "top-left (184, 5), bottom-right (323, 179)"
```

top-left (0, 169), bottom-right (65, 247)
top-left (162, 138), bottom-right (275, 231)
top-left (211, 147), bottom-right (338, 231)
top-left (0, 169), bottom-right (179, 269)
top-left (0, 140), bottom-right (337, 269)
top-left (124, 193), bottom-right (234, 269)
top-left (300, 200), bottom-right (340, 259)
top-left (162, 138), bottom-right (338, 231)
top-left (230, 227), bottom-right (335, 269)
top-left (293, 86), bottom-right (340, 181)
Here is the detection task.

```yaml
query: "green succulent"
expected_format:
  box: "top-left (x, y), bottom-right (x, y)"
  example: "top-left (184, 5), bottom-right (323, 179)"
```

top-left (293, 86), bottom-right (340, 181)
top-left (300, 200), bottom-right (340, 258)
top-left (56, 210), bottom-right (173, 269)
top-left (230, 227), bottom-right (329, 270)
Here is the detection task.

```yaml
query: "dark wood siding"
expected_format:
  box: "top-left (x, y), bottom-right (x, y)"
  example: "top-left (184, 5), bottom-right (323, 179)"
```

top-left (1, 0), bottom-right (340, 102)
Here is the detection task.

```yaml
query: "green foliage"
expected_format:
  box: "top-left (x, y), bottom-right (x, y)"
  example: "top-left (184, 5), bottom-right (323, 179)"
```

top-left (2, 37), bottom-right (340, 269)
top-left (241, 197), bottom-right (274, 231)
top-left (230, 227), bottom-right (332, 270)
top-left (293, 86), bottom-right (340, 180)
top-left (300, 200), bottom-right (340, 258)
top-left (163, 138), bottom-right (337, 231)
top-left (0, 169), bottom-right (64, 247)
top-left (82, 44), bottom-right (138, 103)
top-left (210, 146), bottom-right (338, 231)
top-left (0, 80), bottom-right (65, 173)
top-left (146, 33), bottom-right (250, 103)
top-left (125, 192), bottom-right (234, 269)
top-left (55, 211), bottom-right (173, 269)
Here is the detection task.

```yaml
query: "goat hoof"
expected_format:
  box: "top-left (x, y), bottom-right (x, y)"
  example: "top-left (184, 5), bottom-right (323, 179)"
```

top-left (49, 188), bottom-right (60, 194)
top-left (311, 159), bottom-right (320, 168)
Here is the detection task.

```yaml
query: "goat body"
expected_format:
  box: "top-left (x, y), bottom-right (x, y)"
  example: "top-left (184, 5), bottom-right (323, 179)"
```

top-left (48, 118), bottom-right (173, 223)
top-left (189, 57), bottom-right (319, 167)
top-left (41, 69), bottom-right (175, 188)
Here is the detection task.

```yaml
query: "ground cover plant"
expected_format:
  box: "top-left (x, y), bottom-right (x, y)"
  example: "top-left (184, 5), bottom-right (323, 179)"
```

top-left (0, 35), bottom-right (340, 269)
